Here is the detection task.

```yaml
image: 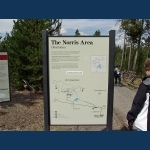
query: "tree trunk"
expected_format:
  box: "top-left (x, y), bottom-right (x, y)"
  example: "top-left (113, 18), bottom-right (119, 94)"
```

top-left (147, 48), bottom-right (149, 58)
top-left (57, 20), bottom-right (62, 35)
top-left (132, 40), bottom-right (141, 71)
top-left (120, 48), bottom-right (124, 71)
top-left (128, 42), bottom-right (132, 72)
top-left (132, 19), bottom-right (144, 71)
top-left (132, 50), bottom-right (138, 71)
top-left (124, 37), bottom-right (127, 61)
top-left (121, 32), bottom-right (126, 70)
top-left (124, 51), bottom-right (126, 62)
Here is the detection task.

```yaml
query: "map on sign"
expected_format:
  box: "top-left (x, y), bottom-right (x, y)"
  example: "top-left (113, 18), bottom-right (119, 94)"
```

top-left (51, 80), bottom-right (106, 120)
top-left (91, 56), bottom-right (106, 72)
top-left (53, 80), bottom-right (101, 108)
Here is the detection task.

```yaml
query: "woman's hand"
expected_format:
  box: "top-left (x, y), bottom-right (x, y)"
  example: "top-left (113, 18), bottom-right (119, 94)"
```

top-left (125, 120), bottom-right (129, 127)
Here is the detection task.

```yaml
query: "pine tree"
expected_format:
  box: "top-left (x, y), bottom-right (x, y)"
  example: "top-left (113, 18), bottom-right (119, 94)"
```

top-left (75, 29), bottom-right (80, 36)
top-left (0, 19), bottom-right (62, 90)
top-left (93, 30), bottom-right (100, 36)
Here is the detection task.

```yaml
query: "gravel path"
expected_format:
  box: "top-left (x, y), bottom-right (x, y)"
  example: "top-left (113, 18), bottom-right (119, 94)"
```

top-left (113, 85), bottom-right (137, 127)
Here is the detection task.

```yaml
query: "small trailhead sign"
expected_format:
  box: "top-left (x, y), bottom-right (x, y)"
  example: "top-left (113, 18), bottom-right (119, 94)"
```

top-left (0, 51), bottom-right (10, 102)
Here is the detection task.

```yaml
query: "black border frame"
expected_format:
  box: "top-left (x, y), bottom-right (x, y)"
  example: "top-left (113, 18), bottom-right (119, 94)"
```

top-left (42, 30), bottom-right (115, 131)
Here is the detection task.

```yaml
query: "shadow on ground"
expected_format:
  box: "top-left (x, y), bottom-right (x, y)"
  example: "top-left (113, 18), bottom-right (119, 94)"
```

top-left (101, 126), bottom-right (136, 131)
top-left (0, 90), bottom-right (43, 109)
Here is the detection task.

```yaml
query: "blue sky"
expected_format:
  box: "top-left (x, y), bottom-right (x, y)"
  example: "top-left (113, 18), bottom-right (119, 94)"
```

top-left (0, 19), bottom-right (124, 47)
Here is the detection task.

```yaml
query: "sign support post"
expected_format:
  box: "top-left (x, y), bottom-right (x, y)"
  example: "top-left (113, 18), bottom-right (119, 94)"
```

top-left (42, 30), bottom-right (50, 131)
top-left (106, 30), bottom-right (115, 131)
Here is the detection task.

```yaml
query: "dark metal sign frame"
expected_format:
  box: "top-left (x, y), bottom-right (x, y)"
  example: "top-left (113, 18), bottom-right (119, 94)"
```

top-left (42, 30), bottom-right (115, 131)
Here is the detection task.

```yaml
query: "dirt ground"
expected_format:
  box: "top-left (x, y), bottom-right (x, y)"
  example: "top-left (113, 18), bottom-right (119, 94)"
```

top-left (0, 75), bottom-right (141, 131)
top-left (0, 90), bottom-right (121, 131)
top-left (121, 72), bottom-right (141, 90)
top-left (0, 90), bottom-right (44, 131)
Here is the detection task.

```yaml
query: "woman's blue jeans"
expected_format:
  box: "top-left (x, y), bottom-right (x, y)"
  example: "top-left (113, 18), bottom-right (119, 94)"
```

top-left (136, 128), bottom-right (142, 131)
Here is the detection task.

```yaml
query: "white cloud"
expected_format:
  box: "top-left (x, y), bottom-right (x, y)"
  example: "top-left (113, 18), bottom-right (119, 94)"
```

top-left (79, 31), bottom-right (87, 35)
top-left (116, 38), bottom-right (124, 47)
top-left (0, 19), bottom-right (124, 47)
top-left (0, 19), bottom-right (16, 33)
top-left (0, 19), bottom-right (17, 40)
top-left (62, 19), bottom-right (114, 28)
top-left (61, 19), bottom-right (124, 47)
top-left (115, 31), bottom-right (125, 48)
top-left (60, 28), bottom-right (67, 34)
top-left (62, 19), bottom-right (118, 34)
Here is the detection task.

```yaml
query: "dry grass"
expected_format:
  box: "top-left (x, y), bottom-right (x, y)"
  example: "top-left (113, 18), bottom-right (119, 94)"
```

top-left (121, 73), bottom-right (141, 90)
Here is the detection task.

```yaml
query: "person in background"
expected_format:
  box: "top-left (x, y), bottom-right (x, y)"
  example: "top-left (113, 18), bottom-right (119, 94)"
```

top-left (114, 65), bottom-right (121, 86)
top-left (126, 58), bottom-right (150, 131)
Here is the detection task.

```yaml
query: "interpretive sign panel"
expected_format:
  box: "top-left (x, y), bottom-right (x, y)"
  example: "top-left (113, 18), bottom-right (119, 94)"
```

top-left (42, 30), bottom-right (115, 130)
top-left (0, 51), bottom-right (10, 102)
top-left (49, 37), bottom-right (109, 125)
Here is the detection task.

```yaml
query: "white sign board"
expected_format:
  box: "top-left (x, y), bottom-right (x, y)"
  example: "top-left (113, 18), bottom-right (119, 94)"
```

top-left (0, 52), bottom-right (10, 102)
top-left (48, 37), bottom-right (109, 125)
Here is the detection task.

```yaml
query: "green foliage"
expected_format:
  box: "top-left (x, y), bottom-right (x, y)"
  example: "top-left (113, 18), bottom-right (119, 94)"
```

top-left (115, 45), bottom-right (148, 76)
top-left (120, 19), bottom-right (145, 44)
top-left (115, 45), bottom-right (122, 65)
top-left (119, 19), bottom-right (150, 71)
top-left (75, 29), bottom-right (80, 36)
top-left (93, 30), bottom-right (100, 36)
top-left (0, 19), bottom-right (61, 90)
top-left (136, 47), bottom-right (147, 75)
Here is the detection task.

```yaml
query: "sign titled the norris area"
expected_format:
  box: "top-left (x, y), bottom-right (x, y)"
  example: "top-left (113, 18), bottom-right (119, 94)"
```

top-left (49, 37), bottom-right (109, 125)
top-left (42, 30), bottom-right (115, 131)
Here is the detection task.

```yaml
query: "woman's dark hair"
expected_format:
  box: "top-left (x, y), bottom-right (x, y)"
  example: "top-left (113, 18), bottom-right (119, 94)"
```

top-left (144, 59), bottom-right (150, 70)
